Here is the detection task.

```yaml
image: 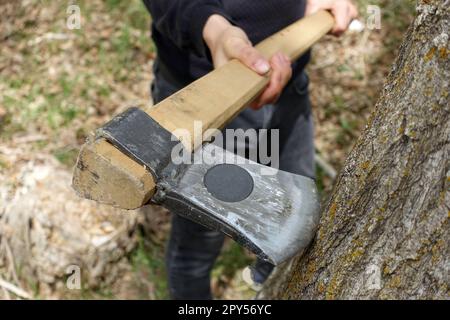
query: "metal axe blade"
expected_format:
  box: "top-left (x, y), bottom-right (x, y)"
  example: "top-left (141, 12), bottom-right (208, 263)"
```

top-left (156, 144), bottom-right (321, 265)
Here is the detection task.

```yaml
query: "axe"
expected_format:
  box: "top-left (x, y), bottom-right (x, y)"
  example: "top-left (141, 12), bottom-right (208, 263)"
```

top-left (73, 11), bottom-right (335, 265)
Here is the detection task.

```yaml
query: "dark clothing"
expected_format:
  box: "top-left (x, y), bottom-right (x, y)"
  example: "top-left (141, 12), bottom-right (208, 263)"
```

top-left (152, 62), bottom-right (315, 299)
top-left (143, 0), bottom-right (310, 86)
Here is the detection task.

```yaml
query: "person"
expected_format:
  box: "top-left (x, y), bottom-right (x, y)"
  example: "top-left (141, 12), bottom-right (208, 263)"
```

top-left (143, 0), bottom-right (358, 299)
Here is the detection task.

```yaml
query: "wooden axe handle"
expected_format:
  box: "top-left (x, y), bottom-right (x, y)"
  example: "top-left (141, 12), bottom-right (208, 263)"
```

top-left (72, 11), bottom-right (334, 209)
top-left (256, 10), bottom-right (335, 60)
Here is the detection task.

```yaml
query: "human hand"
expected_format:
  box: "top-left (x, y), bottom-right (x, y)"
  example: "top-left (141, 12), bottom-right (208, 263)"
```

top-left (203, 14), bottom-right (292, 109)
top-left (306, 0), bottom-right (358, 36)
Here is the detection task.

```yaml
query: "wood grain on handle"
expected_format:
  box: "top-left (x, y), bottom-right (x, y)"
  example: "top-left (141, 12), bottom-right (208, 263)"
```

top-left (256, 10), bottom-right (334, 60)
top-left (72, 11), bottom-right (335, 209)
top-left (149, 10), bottom-right (334, 152)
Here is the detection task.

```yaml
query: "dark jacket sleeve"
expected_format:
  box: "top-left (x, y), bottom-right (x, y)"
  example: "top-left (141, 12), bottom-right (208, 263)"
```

top-left (143, 0), bottom-right (233, 57)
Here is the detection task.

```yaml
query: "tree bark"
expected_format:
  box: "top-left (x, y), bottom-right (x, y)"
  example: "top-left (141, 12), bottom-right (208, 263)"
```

top-left (263, 0), bottom-right (449, 299)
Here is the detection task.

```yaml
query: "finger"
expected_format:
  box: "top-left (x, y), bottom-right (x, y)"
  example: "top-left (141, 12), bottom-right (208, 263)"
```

top-left (331, 4), bottom-right (352, 36)
top-left (250, 53), bottom-right (292, 108)
top-left (276, 52), bottom-right (293, 84)
top-left (249, 92), bottom-right (281, 110)
top-left (228, 41), bottom-right (271, 75)
top-left (305, 3), bottom-right (318, 16)
top-left (350, 3), bottom-right (359, 19)
top-left (262, 53), bottom-right (292, 102)
top-left (272, 52), bottom-right (292, 88)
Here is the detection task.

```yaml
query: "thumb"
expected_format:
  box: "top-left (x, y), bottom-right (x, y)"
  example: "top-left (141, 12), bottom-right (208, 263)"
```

top-left (226, 40), bottom-right (271, 75)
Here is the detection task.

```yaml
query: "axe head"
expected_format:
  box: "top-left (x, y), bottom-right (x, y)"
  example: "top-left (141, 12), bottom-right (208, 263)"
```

top-left (92, 108), bottom-right (321, 265)
top-left (158, 144), bottom-right (321, 265)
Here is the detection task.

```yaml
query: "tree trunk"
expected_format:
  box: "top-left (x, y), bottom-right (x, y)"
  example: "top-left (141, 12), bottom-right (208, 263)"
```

top-left (263, 0), bottom-right (449, 299)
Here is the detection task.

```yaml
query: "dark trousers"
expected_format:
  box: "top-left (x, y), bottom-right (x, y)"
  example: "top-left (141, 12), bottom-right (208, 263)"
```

top-left (151, 61), bottom-right (315, 299)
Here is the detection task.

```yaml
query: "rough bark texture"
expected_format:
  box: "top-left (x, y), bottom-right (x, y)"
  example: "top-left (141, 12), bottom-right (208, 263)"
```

top-left (263, 0), bottom-right (449, 299)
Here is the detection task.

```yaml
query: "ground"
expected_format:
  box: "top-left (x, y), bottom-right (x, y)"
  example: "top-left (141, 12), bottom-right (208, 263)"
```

top-left (0, 0), bottom-right (415, 299)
